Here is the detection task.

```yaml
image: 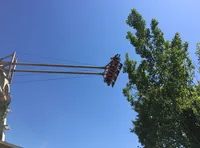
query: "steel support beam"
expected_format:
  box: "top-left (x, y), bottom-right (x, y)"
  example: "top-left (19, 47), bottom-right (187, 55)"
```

top-left (14, 69), bottom-right (103, 75)
top-left (0, 62), bottom-right (105, 69)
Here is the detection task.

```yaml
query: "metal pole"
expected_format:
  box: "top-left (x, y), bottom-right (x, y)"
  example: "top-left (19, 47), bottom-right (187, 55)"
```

top-left (14, 62), bottom-right (105, 69)
top-left (0, 54), bottom-right (13, 61)
top-left (14, 69), bottom-right (103, 75)
top-left (8, 52), bottom-right (16, 83)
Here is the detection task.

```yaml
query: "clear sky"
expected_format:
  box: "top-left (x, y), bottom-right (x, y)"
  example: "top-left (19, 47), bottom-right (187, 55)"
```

top-left (0, 0), bottom-right (200, 148)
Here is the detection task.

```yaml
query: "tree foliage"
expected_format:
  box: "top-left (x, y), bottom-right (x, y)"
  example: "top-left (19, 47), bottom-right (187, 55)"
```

top-left (123, 9), bottom-right (200, 147)
top-left (196, 43), bottom-right (200, 73)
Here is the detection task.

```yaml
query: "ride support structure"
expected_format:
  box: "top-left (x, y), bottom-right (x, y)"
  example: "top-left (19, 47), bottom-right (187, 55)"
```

top-left (0, 52), bottom-right (123, 147)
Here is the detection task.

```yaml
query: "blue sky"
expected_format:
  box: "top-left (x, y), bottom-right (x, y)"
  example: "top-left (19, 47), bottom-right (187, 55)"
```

top-left (0, 0), bottom-right (200, 148)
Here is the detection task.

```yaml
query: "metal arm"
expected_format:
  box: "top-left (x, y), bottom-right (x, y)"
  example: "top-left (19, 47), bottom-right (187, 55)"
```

top-left (0, 62), bottom-right (105, 69)
top-left (0, 52), bottom-right (107, 84)
top-left (14, 69), bottom-right (103, 75)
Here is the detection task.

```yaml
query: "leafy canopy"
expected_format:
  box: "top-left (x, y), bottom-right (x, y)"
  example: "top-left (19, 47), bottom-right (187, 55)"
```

top-left (123, 9), bottom-right (200, 148)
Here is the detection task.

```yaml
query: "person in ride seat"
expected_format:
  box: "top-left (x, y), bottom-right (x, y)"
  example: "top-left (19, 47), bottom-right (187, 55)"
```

top-left (110, 57), bottom-right (120, 72)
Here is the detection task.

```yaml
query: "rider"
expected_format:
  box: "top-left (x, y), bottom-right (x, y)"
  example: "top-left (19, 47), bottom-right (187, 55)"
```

top-left (104, 54), bottom-right (121, 86)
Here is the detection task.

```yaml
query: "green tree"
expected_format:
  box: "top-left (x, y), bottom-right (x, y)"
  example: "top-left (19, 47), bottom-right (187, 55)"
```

top-left (196, 43), bottom-right (200, 73)
top-left (123, 9), bottom-right (200, 147)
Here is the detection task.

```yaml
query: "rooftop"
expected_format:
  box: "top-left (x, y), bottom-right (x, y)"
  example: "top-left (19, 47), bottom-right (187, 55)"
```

top-left (0, 141), bottom-right (22, 148)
